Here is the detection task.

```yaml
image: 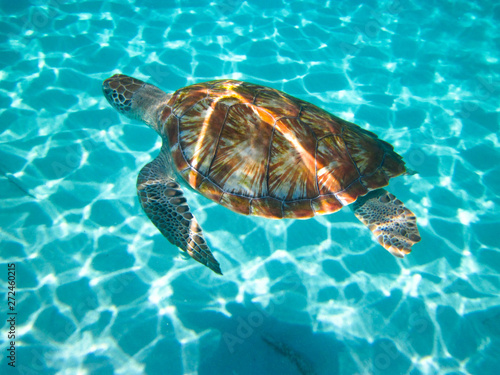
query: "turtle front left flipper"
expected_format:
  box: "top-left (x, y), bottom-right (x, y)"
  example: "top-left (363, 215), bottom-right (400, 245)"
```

top-left (350, 189), bottom-right (421, 257)
top-left (137, 155), bottom-right (222, 275)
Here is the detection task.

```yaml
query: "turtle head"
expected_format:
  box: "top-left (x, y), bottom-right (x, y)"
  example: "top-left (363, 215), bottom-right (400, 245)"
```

top-left (102, 74), bottom-right (170, 130)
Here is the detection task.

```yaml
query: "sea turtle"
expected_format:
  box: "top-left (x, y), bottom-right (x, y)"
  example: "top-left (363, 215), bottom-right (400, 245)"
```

top-left (102, 74), bottom-right (421, 275)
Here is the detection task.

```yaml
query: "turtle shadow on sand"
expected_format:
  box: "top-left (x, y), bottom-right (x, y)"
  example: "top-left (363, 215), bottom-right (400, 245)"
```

top-left (181, 302), bottom-right (342, 375)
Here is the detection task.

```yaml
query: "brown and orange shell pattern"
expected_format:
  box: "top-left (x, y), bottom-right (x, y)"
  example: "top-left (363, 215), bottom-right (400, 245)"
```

top-left (159, 80), bottom-right (406, 219)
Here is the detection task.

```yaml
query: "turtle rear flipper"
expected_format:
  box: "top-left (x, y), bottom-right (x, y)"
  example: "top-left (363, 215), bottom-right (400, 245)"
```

top-left (351, 189), bottom-right (421, 257)
top-left (137, 154), bottom-right (222, 275)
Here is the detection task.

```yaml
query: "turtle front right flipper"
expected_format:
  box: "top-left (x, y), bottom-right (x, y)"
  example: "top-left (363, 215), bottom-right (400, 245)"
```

top-left (137, 159), bottom-right (222, 275)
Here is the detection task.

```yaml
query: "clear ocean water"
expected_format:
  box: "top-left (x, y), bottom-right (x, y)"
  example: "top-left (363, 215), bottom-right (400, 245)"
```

top-left (1, 1), bottom-right (499, 374)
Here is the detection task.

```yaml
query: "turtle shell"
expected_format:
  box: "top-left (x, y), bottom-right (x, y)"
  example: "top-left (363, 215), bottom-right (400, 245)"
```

top-left (162, 80), bottom-right (406, 219)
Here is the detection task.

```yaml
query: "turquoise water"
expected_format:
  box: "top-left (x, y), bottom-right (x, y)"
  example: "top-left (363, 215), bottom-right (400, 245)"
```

top-left (1, 1), bottom-right (499, 374)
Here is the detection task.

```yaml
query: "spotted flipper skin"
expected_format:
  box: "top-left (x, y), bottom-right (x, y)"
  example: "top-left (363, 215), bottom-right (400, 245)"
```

top-left (137, 155), bottom-right (222, 275)
top-left (351, 189), bottom-right (421, 257)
